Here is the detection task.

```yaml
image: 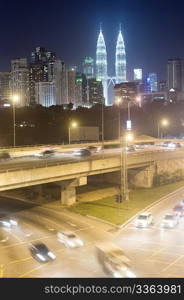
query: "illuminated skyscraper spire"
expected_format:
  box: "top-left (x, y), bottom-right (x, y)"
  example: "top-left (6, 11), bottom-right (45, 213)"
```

top-left (96, 24), bottom-right (108, 105)
top-left (115, 24), bottom-right (126, 83)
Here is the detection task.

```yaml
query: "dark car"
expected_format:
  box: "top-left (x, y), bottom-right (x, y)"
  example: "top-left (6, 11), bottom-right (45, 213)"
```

top-left (86, 146), bottom-right (99, 154)
top-left (173, 205), bottom-right (184, 217)
top-left (0, 152), bottom-right (11, 160)
top-left (35, 149), bottom-right (55, 158)
top-left (73, 149), bottom-right (91, 156)
top-left (29, 242), bottom-right (56, 263)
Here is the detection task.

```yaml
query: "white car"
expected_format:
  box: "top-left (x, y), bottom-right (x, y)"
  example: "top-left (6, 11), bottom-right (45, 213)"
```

top-left (135, 212), bottom-right (153, 228)
top-left (0, 216), bottom-right (18, 229)
top-left (161, 213), bottom-right (179, 228)
top-left (57, 231), bottom-right (84, 248)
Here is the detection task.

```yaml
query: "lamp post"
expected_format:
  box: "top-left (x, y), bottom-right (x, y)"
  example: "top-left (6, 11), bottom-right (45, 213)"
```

top-left (158, 119), bottom-right (169, 139)
top-left (12, 95), bottom-right (19, 147)
top-left (121, 132), bottom-right (134, 202)
top-left (68, 121), bottom-right (77, 144)
top-left (101, 97), bottom-right (104, 152)
top-left (115, 97), bottom-right (122, 140)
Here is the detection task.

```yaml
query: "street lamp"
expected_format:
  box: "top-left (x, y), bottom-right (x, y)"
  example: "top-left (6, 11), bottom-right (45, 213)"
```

top-left (119, 131), bottom-right (134, 204)
top-left (158, 119), bottom-right (169, 138)
top-left (12, 95), bottom-right (19, 147)
top-left (68, 121), bottom-right (78, 144)
top-left (115, 97), bottom-right (122, 140)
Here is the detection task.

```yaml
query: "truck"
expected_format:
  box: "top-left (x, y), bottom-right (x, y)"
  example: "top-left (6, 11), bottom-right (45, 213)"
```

top-left (96, 242), bottom-right (136, 278)
top-left (70, 126), bottom-right (99, 142)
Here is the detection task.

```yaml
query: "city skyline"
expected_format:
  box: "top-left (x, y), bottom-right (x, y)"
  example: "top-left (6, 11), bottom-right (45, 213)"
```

top-left (0, 0), bottom-right (184, 83)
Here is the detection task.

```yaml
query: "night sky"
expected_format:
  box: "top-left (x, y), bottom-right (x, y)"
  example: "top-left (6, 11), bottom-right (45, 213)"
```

top-left (1, 0), bottom-right (184, 81)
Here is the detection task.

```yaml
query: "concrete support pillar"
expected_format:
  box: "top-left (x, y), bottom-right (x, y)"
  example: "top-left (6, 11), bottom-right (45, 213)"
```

top-left (60, 183), bottom-right (76, 205)
top-left (57, 177), bottom-right (87, 206)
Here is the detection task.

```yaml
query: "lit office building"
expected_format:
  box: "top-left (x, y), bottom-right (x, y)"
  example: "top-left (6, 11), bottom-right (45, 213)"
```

top-left (11, 58), bottom-right (29, 106)
top-left (83, 57), bottom-right (94, 79)
top-left (133, 68), bottom-right (142, 81)
top-left (148, 73), bottom-right (158, 92)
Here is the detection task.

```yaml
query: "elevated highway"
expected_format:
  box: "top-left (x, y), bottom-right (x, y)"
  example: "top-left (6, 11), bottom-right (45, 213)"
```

top-left (0, 148), bottom-right (184, 205)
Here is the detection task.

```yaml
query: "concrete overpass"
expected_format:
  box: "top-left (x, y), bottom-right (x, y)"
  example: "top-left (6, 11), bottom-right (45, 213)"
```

top-left (1, 137), bottom-right (184, 158)
top-left (1, 149), bottom-right (184, 204)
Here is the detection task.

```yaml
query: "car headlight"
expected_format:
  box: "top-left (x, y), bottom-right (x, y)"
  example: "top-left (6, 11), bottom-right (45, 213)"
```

top-left (2, 221), bottom-right (11, 228)
top-left (36, 253), bottom-right (46, 261)
top-left (48, 251), bottom-right (56, 259)
top-left (67, 240), bottom-right (75, 247)
top-left (76, 239), bottom-right (84, 246)
top-left (126, 270), bottom-right (136, 278)
top-left (113, 272), bottom-right (123, 278)
top-left (10, 219), bottom-right (17, 226)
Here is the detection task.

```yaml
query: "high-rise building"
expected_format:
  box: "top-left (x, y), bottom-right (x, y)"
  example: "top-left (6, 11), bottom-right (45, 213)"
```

top-left (31, 47), bottom-right (56, 64)
top-left (167, 58), bottom-right (184, 92)
top-left (11, 58), bottom-right (29, 106)
top-left (30, 47), bottom-right (64, 106)
top-left (115, 24), bottom-right (126, 83)
top-left (148, 73), bottom-right (158, 92)
top-left (83, 57), bottom-right (94, 79)
top-left (159, 81), bottom-right (166, 92)
top-left (61, 68), bottom-right (76, 105)
top-left (35, 82), bottom-right (55, 107)
top-left (96, 27), bottom-right (108, 105)
top-left (114, 81), bottom-right (139, 107)
top-left (133, 69), bottom-right (142, 81)
top-left (75, 76), bottom-right (83, 107)
top-left (88, 78), bottom-right (104, 105)
top-left (0, 72), bottom-right (11, 101)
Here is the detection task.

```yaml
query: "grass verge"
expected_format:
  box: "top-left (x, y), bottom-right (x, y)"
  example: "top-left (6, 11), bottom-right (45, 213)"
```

top-left (68, 180), bottom-right (184, 225)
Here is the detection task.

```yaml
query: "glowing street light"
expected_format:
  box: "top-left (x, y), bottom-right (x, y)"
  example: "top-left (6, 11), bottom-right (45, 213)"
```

top-left (158, 119), bottom-right (169, 138)
top-left (125, 132), bottom-right (134, 142)
top-left (68, 121), bottom-right (78, 144)
top-left (12, 94), bottom-right (19, 147)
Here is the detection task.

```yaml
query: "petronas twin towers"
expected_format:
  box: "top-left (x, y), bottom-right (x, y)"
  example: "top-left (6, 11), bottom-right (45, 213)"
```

top-left (96, 25), bottom-right (126, 105)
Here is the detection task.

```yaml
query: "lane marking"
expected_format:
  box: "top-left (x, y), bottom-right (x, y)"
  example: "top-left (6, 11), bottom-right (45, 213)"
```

top-left (162, 254), bottom-right (184, 272)
top-left (19, 264), bottom-right (49, 278)
top-left (9, 257), bottom-right (32, 265)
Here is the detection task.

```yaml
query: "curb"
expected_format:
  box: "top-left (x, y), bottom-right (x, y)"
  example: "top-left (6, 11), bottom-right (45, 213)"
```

top-left (119, 185), bottom-right (184, 229)
top-left (86, 214), bottom-right (119, 229)
top-left (83, 185), bottom-right (184, 230)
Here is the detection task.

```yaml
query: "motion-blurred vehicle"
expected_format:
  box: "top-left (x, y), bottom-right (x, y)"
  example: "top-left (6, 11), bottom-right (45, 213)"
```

top-left (96, 242), bottom-right (136, 278)
top-left (35, 149), bottom-right (55, 158)
top-left (0, 151), bottom-right (11, 160)
top-left (29, 242), bottom-right (56, 263)
top-left (173, 205), bottom-right (184, 217)
top-left (73, 149), bottom-right (91, 156)
top-left (161, 213), bottom-right (179, 228)
top-left (57, 231), bottom-right (84, 248)
top-left (135, 144), bottom-right (145, 150)
top-left (86, 146), bottom-right (101, 154)
top-left (134, 212), bottom-right (153, 228)
top-left (167, 142), bottom-right (181, 150)
top-left (126, 145), bottom-right (136, 152)
top-left (0, 215), bottom-right (18, 228)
